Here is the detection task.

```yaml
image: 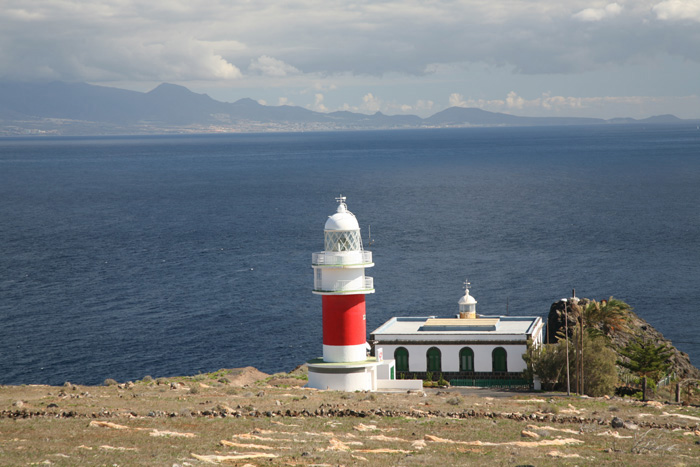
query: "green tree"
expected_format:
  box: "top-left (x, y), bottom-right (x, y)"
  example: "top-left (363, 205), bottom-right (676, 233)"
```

top-left (573, 331), bottom-right (618, 397)
top-left (617, 337), bottom-right (673, 401)
top-left (523, 341), bottom-right (565, 390)
top-left (524, 333), bottom-right (618, 396)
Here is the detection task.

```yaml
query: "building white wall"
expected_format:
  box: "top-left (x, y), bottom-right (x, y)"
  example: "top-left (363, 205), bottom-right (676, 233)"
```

top-left (376, 360), bottom-right (395, 380)
top-left (307, 367), bottom-right (375, 391)
top-left (379, 343), bottom-right (528, 373)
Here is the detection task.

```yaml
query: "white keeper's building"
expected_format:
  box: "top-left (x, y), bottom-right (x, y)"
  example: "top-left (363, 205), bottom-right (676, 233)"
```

top-left (370, 282), bottom-right (545, 387)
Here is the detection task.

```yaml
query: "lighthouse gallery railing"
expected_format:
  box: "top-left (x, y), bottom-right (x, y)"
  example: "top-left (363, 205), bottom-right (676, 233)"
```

top-left (312, 251), bottom-right (372, 266)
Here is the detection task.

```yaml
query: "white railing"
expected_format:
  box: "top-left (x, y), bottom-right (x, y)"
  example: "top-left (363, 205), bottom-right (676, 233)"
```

top-left (312, 251), bottom-right (372, 266)
top-left (314, 276), bottom-right (374, 292)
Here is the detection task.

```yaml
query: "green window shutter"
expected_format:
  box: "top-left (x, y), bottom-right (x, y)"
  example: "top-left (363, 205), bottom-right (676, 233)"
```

top-left (492, 347), bottom-right (507, 372)
top-left (460, 347), bottom-right (474, 372)
top-left (394, 347), bottom-right (409, 372)
top-left (427, 347), bottom-right (441, 372)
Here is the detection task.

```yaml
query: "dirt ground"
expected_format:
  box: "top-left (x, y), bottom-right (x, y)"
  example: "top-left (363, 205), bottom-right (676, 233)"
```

top-left (1, 368), bottom-right (699, 466)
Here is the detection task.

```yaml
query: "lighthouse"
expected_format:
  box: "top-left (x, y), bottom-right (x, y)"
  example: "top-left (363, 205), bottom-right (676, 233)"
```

top-left (307, 196), bottom-right (393, 391)
top-left (312, 195), bottom-right (374, 362)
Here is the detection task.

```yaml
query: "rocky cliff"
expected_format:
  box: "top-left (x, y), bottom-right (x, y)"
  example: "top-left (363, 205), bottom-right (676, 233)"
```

top-left (546, 298), bottom-right (699, 380)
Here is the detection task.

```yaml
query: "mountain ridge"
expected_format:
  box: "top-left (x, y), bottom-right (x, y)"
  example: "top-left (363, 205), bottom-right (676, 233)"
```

top-left (1, 81), bottom-right (698, 136)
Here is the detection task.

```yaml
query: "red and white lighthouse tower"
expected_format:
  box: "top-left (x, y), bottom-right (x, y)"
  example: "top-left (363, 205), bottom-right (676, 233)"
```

top-left (312, 195), bottom-right (374, 362)
top-left (307, 196), bottom-right (382, 391)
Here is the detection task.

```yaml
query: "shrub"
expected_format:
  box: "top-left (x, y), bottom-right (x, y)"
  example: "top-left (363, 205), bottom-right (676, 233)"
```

top-left (189, 385), bottom-right (200, 395)
top-left (103, 378), bottom-right (118, 386)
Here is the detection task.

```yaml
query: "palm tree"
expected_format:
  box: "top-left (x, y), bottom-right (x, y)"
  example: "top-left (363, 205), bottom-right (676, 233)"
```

top-left (580, 297), bottom-right (632, 338)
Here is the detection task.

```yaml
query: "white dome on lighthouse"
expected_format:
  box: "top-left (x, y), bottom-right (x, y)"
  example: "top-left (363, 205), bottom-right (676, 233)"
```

top-left (325, 202), bottom-right (360, 231)
top-left (458, 291), bottom-right (477, 306)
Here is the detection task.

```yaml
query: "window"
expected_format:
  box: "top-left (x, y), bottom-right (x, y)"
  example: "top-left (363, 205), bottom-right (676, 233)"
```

top-left (459, 347), bottom-right (474, 372)
top-left (426, 347), bottom-right (441, 372)
top-left (492, 347), bottom-right (507, 372)
top-left (314, 269), bottom-right (322, 289)
top-left (394, 347), bottom-right (409, 372)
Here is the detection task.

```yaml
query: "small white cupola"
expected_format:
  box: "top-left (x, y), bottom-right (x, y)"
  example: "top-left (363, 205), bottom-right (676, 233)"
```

top-left (458, 279), bottom-right (477, 319)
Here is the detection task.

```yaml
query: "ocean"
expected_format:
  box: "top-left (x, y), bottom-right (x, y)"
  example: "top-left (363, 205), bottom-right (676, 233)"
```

top-left (1, 125), bottom-right (699, 385)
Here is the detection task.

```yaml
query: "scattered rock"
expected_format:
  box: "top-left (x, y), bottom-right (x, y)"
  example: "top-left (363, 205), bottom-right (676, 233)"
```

top-left (546, 450), bottom-right (581, 458)
top-left (611, 417), bottom-right (624, 428)
top-left (150, 429), bottom-right (196, 438)
top-left (99, 445), bottom-right (137, 451)
top-left (89, 420), bottom-right (129, 430)
top-left (623, 421), bottom-right (639, 430)
top-left (12, 401), bottom-right (24, 408)
top-left (520, 430), bottom-right (540, 439)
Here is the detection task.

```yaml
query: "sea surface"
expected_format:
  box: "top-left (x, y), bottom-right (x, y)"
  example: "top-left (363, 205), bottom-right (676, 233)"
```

top-left (1, 125), bottom-right (699, 385)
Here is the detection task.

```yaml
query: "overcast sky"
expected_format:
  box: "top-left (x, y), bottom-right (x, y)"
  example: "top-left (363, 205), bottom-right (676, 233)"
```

top-left (2, 0), bottom-right (700, 118)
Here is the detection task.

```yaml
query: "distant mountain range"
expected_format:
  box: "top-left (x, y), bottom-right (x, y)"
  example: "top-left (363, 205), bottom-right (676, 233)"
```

top-left (0, 81), bottom-right (697, 136)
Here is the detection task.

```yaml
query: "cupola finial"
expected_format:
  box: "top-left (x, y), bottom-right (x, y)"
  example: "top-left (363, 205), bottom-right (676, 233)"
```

top-left (335, 194), bottom-right (347, 213)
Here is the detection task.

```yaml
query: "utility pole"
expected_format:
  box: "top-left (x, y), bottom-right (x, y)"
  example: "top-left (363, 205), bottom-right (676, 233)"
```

top-left (580, 312), bottom-right (584, 395)
top-left (563, 298), bottom-right (570, 396)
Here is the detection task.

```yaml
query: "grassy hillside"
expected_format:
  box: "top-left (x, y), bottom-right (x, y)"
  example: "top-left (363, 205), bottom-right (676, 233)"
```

top-left (2, 367), bottom-right (699, 466)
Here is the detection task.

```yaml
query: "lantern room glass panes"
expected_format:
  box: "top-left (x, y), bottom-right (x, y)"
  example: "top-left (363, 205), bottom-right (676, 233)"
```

top-left (325, 230), bottom-right (361, 252)
top-left (459, 347), bottom-right (474, 372)
top-left (394, 347), bottom-right (409, 372)
top-left (492, 347), bottom-right (507, 372)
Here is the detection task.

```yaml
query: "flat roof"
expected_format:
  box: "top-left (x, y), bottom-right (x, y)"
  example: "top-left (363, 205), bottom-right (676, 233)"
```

top-left (371, 315), bottom-right (542, 337)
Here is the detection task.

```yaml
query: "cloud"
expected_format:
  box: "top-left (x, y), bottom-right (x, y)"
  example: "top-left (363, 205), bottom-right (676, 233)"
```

top-left (653, 0), bottom-right (700, 21)
top-left (361, 93), bottom-right (381, 113)
top-left (248, 55), bottom-right (300, 77)
top-left (505, 91), bottom-right (525, 109)
top-left (3, 0), bottom-right (699, 84)
top-left (446, 91), bottom-right (700, 118)
top-left (308, 93), bottom-right (327, 112)
top-left (415, 100), bottom-right (434, 111)
top-left (0, 0), bottom-right (698, 119)
top-left (573, 3), bottom-right (622, 22)
top-left (449, 93), bottom-right (467, 107)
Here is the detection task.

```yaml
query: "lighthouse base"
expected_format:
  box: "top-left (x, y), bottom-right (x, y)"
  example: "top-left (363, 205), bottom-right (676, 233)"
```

top-left (306, 357), bottom-right (388, 392)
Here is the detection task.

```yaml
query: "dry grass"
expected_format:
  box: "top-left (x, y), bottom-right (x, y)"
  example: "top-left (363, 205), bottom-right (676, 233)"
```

top-left (1, 369), bottom-right (699, 466)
